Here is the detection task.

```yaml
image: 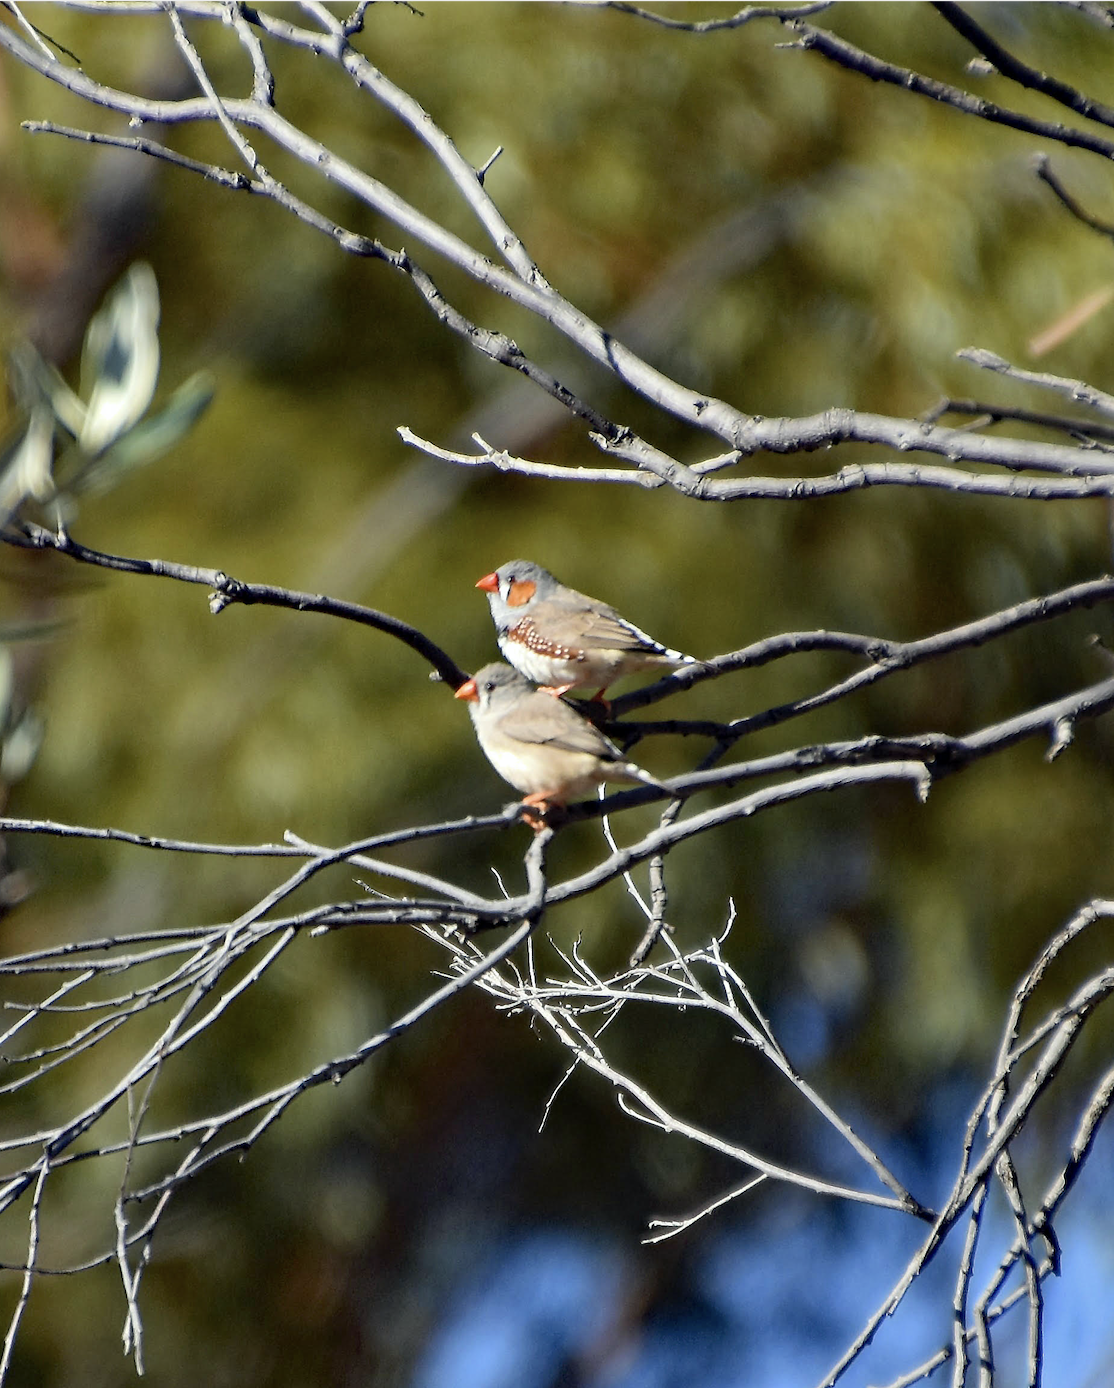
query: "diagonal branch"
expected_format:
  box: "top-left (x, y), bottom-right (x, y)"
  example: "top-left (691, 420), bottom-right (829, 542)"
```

top-left (4, 522), bottom-right (470, 687)
top-left (1033, 152), bottom-right (1114, 236)
top-left (782, 14), bottom-right (1114, 160)
top-left (9, 15), bottom-right (1114, 494)
top-left (401, 423), bottom-right (1114, 502)
top-left (613, 572), bottom-right (1114, 720)
top-left (932, 2), bottom-right (1114, 130)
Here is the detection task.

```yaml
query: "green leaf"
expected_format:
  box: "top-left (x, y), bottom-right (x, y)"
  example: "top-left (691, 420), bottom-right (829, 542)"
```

top-left (7, 342), bottom-right (86, 439)
top-left (0, 708), bottom-right (43, 784)
top-left (0, 648), bottom-right (13, 732)
top-left (79, 262), bottom-right (161, 456)
top-left (68, 371), bottom-right (216, 497)
top-left (0, 406), bottom-right (55, 524)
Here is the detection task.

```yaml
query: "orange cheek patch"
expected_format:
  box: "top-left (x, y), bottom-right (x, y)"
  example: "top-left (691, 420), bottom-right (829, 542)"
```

top-left (507, 579), bottom-right (537, 607)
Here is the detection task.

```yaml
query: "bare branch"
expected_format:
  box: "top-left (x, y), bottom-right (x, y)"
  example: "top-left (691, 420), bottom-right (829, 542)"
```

top-left (958, 348), bottom-right (1114, 421)
top-left (1034, 152), bottom-right (1114, 236)
top-left (10, 8), bottom-right (1114, 527)
top-left (466, 933), bottom-right (921, 1214)
top-left (782, 14), bottom-right (1114, 160)
top-left (0, 1162), bottom-right (47, 1381)
top-left (4, 523), bottom-right (470, 687)
top-left (8, 12), bottom-right (1114, 502)
top-left (927, 394), bottom-right (1114, 442)
top-left (597, 1), bottom-right (833, 33)
top-left (401, 419), bottom-right (1114, 502)
top-left (932, 2), bottom-right (1114, 129)
top-left (292, 0), bottom-right (550, 286)
top-left (612, 572), bottom-right (1114, 725)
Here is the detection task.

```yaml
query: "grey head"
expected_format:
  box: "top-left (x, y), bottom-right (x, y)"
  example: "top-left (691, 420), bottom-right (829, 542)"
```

top-left (467, 661), bottom-right (537, 716)
top-left (480, 560), bottom-right (560, 626)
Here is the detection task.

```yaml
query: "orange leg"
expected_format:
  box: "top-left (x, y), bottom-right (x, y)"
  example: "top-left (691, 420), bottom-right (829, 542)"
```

top-left (537, 683), bottom-right (575, 698)
top-left (520, 790), bottom-right (565, 831)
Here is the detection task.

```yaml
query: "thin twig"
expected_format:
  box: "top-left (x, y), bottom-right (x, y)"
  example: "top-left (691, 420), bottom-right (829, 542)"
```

top-left (932, 3), bottom-right (1114, 129)
top-left (4, 523), bottom-right (470, 687)
top-left (958, 348), bottom-right (1114, 422)
top-left (783, 15), bottom-right (1114, 160)
top-left (0, 1162), bottom-right (48, 1384)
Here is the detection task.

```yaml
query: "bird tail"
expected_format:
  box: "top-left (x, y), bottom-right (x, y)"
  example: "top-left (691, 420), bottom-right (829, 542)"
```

top-left (646, 641), bottom-right (696, 666)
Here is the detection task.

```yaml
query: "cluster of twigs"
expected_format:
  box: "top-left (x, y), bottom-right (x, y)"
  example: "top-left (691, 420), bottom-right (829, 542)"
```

top-left (0, 3), bottom-right (1114, 1385)
top-left (444, 896), bottom-right (1114, 1387)
top-left (0, 518), bottom-right (1110, 1384)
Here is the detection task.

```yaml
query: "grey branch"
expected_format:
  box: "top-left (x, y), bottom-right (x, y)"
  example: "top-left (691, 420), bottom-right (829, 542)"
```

top-left (4, 10), bottom-right (1114, 499)
top-left (782, 12), bottom-right (1114, 160)
top-left (5, 522), bottom-right (471, 688)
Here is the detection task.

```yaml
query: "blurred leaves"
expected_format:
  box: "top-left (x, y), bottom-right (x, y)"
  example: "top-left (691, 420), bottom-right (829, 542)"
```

top-left (79, 260), bottom-right (160, 455)
top-left (0, 401), bottom-right (53, 516)
top-left (2, 262), bottom-right (214, 525)
top-left (76, 368), bottom-right (215, 497)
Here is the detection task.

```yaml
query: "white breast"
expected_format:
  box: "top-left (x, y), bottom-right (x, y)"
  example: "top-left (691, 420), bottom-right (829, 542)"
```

top-left (473, 719), bottom-right (607, 801)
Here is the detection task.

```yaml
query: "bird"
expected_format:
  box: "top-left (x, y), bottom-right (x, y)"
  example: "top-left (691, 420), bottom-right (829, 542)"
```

top-left (475, 559), bottom-right (698, 700)
top-left (455, 662), bottom-right (667, 823)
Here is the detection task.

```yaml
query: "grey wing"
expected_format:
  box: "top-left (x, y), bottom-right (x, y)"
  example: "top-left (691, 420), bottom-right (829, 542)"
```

top-left (498, 696), bottom-right (625, 759)
top-left (557, 593), bottom-right (668, 655)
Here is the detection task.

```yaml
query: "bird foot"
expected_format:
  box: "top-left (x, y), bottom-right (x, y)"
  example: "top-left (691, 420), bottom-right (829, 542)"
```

top-left (519, 791), bottom-right (567, 831)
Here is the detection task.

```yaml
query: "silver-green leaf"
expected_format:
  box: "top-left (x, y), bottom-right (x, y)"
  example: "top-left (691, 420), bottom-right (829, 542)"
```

top-left (79, 262), bottom-right (161, 456)
top-left (70, 371), bottom-right (215, 496)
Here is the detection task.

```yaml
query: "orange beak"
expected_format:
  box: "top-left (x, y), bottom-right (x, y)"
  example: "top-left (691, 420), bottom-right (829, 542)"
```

top-left (454, 678), bottom-right (478, 702)
top-left (475, 571), bottom-right (499, 593)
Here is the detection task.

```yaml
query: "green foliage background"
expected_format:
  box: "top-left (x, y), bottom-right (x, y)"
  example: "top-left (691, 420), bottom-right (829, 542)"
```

top-left (1, 4), bottom-right (1114, 1383)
